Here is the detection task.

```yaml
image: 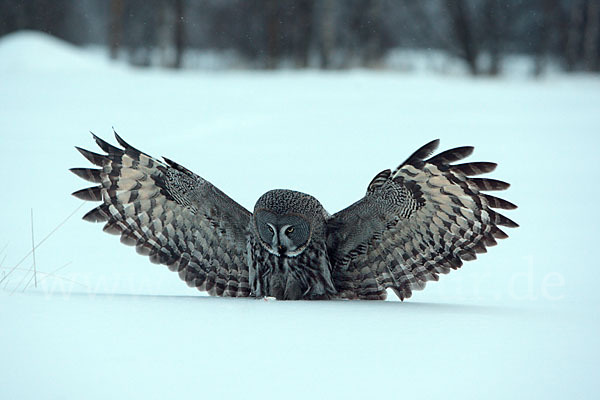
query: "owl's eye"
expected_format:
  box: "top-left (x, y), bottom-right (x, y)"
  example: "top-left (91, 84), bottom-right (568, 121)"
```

top-left (267, 225), bottom-right (274, 235)
top-left (285, 226), bottom-right (294, 235)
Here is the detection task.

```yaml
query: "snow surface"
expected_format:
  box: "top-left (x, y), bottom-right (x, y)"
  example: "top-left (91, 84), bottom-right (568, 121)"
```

top-left (1, 31), bottom-right (599, 399)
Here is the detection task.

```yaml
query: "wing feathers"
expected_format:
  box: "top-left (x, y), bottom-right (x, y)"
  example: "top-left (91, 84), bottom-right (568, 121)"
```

top-left (396, 139), bottom-right (440, 170)
top-left (491, 226), bottom-right (508, 239)
top-left (162, 156), bottom-right (196, 176)
top-left (113, 131), bottom-right (139, 153)
top-left (91, 132), bottom-right (122, 154)
top-left (70, 168), bottom-right (102, 183)
top-left (72, 131), bottom-right (252, 298)
top-left (367, 169), bottom-right (392, 192)
top-left (483, 194), bottom-right (517, 210)
top-left (409, 139), bottom-right (440, 161)
top-left (82, 204), bottom-right (110, 222)
top-left (428, 146), bottom-right (474, 165)
top-left (469, 178), bottom-right (510, 191)
top-left (450, 162), bottom-right (497, 176)
top-left (329, 140), bottom-right (517, 300)
top-left (72, 186), bottom-right (103, 201)
top-left (490, 211), bottom-right (519, 228)
top-left (75, 147), bottom-right (107, 166)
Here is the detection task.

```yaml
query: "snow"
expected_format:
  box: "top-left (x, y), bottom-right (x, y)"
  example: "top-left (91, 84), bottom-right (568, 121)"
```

top-left (0, 31), bottom-right (108, 73)
top-left (1, 31), bottom-right (599, 399)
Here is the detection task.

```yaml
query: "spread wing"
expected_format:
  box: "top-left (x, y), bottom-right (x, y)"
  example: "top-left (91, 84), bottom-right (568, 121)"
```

top-left (71, 131), bottom-right (252, 297)
top-left (327, 139), bottom-right (518, 300)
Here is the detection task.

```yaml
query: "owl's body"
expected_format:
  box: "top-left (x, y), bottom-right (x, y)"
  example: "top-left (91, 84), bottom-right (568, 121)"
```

top-left (248, 190), bottom-right (336, 299)
top-left (72, 132), bottom-right (517, 300)
top-left (248, 190), bottom-right (336, 300)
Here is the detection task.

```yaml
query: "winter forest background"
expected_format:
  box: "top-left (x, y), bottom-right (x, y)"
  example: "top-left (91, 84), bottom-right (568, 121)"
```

top-left (2, 0), bottom-right (600, 75)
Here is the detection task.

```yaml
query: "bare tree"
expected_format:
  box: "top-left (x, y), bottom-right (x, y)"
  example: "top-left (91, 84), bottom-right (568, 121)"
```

top-left (583, 0), bottom-right (600, 71)
top-left (565, 0), bottom-right (585, 71)
top-left (292, 0), bottom-right (314, 68)
top-left (483, 0), bottom-right (502, 75)
top-left (446, 0), bottom-right (480, 75)
top-left (3, 0), bottom-right (599, 75)
top-left (264, 0), bottom-right (280, 69)
top-left (108, 0), bottom-right (123, 60)
top-left (361, 0), bottom-right (385, 67)
top-left (533, 0), bottom-right (558, 76)
top-left (317, 0), bottom-right (337, 69)
top-left (173, 0), bottom-right (186, 68)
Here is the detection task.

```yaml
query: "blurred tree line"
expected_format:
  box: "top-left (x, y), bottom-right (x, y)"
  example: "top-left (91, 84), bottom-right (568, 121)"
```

top-left (1, 0), bottom-right (599, 74)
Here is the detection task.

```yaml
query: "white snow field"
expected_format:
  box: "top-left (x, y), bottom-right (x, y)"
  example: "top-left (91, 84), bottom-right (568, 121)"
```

top-left (1, 31), bottom-right (599, 399)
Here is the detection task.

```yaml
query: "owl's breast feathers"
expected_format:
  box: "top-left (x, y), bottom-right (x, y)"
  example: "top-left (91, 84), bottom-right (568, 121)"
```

top-left (247, 234), bottom-right (336, 300)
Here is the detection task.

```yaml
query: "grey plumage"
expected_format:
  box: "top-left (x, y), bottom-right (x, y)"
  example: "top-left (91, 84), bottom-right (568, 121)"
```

top-left (250, 190), bottom-right (336, 299)
top-left (72, 132), bottom-right (517, 300)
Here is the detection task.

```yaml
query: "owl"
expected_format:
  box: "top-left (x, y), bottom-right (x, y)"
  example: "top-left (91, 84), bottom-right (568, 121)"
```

top-left (71, 131), bottom-right (517, 300)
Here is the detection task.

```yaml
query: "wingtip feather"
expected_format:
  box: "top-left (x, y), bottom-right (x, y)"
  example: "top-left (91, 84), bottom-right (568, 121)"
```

top-left (72, 186), bottom-right (103, 201)
top-left (75, 147), bottom-right (107, 166)
top-left (70, 167), bottom-right (102, 183)
top-left (90, 132), bottom-right (121, 154)
top-left (113, 130), bottom-right (129, 149)
top-left (416, 139), bottom-right (441, 159)
top-left (428, 146), bottom-right (474, 165)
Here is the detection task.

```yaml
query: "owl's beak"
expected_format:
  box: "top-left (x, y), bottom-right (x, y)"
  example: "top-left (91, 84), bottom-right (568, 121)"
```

top-left (278, 245), bottom-right (287, 256)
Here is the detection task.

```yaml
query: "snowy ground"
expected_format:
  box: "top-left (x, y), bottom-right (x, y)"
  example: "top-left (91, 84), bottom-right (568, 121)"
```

top-left (1, 31), bottom-right (599, 399)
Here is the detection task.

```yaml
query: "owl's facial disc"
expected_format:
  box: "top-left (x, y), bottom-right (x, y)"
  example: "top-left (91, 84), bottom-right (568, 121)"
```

top-left (255, 210), bottom-right (311, 257)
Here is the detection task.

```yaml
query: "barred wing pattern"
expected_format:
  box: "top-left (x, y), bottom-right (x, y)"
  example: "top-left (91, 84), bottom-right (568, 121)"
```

top-left (71, 132), bottom-right (252, 297)
top-left (327, 140), bottom-right (518, 300)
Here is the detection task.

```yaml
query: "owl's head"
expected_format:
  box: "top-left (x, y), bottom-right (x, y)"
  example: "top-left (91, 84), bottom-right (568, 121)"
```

top-left (253, 189), bottom-right (326, 257)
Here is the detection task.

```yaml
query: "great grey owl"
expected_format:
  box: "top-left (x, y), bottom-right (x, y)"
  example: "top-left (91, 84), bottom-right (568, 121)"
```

top-left (71, 132), bottom-right (517, 300)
